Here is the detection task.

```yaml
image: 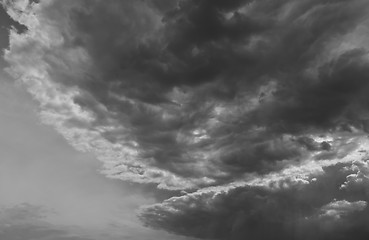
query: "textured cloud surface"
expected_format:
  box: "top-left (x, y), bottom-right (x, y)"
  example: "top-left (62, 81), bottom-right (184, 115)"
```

top-left (3, 0), bottom-right (369, 239)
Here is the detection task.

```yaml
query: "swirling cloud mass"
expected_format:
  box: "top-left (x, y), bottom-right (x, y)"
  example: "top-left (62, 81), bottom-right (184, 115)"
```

top-left (3, 0), bottom-right (369, 239)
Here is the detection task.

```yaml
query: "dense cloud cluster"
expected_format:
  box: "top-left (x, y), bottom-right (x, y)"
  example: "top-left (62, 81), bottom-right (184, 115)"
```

top-left (139, 149), bottom-right (369, 239)
top-left (3, 0), bottom-right (369, 239)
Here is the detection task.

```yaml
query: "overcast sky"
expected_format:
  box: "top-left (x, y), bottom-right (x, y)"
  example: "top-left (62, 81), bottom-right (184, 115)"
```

top-left (1, 0), bottom-right (369, 240)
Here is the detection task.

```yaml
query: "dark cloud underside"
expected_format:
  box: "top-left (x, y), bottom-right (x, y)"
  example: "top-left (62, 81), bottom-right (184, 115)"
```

top-left (139, 161), bottom-right (369, 240)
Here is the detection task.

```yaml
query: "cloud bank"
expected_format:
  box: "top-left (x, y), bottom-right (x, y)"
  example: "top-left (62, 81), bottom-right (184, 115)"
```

top-left (3, 0), bottom-right (369, 239)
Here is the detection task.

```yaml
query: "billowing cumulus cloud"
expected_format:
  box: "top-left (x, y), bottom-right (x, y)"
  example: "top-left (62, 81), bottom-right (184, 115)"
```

top-left (3, 0), bottom-right (369, 239)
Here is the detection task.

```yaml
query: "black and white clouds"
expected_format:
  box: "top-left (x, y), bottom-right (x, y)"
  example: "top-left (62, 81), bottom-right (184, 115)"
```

top-left (3, 0), bottom-right (369, 239)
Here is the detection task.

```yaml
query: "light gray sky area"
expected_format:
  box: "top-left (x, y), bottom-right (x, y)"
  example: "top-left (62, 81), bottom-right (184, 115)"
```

top-left (0, 75), bottom-right (192, 240)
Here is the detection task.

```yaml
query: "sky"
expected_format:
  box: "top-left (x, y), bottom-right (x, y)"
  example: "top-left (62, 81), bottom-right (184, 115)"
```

top-left (0, 2), bottom-right (192, 240)
top-left (1, 0), bottom-right (369, 240)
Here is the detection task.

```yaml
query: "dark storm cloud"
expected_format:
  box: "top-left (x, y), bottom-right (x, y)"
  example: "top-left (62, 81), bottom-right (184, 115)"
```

top-left (0, 2), bottom-right (26, 67)
top-left (139, 159), bottom-right (369, 240)
top-left (259, 49), bottom-right (369, 131)
top-left (5, 0), bottom-right (369, 188)
top-left (4, 0), bottom-right (369, 239)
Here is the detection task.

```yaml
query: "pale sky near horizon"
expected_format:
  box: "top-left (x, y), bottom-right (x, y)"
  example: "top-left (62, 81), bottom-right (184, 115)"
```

top-left (0, 73), bottom-right (194, 240)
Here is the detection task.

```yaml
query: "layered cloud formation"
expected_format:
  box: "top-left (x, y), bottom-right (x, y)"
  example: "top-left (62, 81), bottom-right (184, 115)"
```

top-left (3, 0), bottom-right (369, 239)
